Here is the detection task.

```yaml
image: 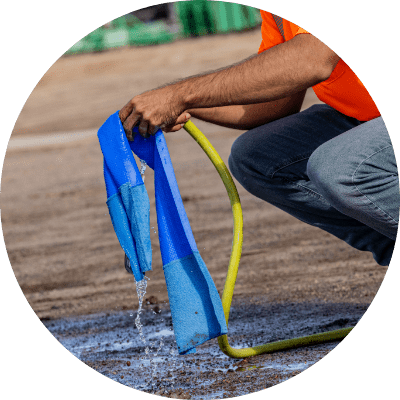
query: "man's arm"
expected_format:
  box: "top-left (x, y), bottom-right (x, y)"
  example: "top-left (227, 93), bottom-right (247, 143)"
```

top-left (177, 91), bottom-right (306, 131)
top-left (120, 34), bottom-right (339, 137)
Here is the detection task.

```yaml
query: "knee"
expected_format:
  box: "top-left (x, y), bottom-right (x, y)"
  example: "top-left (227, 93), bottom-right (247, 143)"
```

top-left (307, 142), bottom-right (352, 211)
top-left (307, 143), bottom-right (331, 189)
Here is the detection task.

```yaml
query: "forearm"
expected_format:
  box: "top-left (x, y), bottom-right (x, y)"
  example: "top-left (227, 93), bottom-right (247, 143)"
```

top-left (120, 33), bottom-right (339, 137)
top-left (174, 34), bottom-right (337, 111)
top-left (187, 91), bottom-right (306, 130)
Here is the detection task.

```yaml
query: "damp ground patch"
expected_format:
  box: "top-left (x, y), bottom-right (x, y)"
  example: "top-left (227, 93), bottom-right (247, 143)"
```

top-left (44, 298), bottom-right (368, 398)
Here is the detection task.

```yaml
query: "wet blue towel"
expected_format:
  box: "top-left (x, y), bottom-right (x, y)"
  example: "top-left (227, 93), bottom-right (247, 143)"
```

top-left (98, 111), bottom-right (227, 355)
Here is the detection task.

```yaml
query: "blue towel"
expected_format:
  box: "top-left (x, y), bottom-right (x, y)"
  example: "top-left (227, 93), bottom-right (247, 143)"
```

top-left (98, 111), bottom-right (227, 354)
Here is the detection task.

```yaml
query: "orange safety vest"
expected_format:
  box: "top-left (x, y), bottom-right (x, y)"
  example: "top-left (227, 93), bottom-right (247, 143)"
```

top-left (259, 11), bottom-right (380, 121)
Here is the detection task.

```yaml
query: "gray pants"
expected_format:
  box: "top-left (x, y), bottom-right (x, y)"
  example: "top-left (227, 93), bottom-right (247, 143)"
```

top-left (228, 104), bottom-right (399, 265)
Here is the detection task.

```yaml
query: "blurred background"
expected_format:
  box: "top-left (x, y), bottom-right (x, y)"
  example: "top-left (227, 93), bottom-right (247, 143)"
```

top-left (66, 1), bottom-right (262, 53)
top-left (11, 0), bottom-right (323, 137)
top-left (12, 0), bottom-right (265, 136)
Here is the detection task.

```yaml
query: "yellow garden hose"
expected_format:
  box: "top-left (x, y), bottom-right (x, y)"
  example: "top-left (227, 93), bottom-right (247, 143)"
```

top-left (183, 119), bottom-right (353, 359)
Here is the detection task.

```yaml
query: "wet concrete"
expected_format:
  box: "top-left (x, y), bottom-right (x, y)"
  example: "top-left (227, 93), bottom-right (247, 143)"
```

top-left (43, 297), bottom-right (368, 398)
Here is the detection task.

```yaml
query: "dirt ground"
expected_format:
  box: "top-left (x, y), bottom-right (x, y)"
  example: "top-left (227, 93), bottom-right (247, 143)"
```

top-left (1, 29), bottom-right (388, 397)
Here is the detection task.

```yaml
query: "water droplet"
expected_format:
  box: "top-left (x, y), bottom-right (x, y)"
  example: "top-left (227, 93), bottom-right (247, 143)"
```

top-left (140, 159), bottom-right (147, 182)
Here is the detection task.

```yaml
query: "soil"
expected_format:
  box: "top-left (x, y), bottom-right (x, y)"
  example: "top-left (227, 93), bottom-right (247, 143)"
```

top-left (1, 29), bottom-right (388, 397)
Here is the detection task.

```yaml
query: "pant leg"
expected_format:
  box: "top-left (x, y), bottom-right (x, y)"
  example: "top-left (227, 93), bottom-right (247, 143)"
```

top-left (307, 116), bottom-right (399, 241)
top-left (228, 104), bottom-right (396, 266)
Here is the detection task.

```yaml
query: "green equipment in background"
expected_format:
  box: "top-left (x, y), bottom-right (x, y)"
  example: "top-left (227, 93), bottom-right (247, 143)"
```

top-left (64, 1), bottom-right (261, 55)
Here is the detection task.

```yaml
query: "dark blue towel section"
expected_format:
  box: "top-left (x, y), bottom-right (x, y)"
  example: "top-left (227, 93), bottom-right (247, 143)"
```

top-left (99, 111), bottom-right (227, 354)
top-left (129, 128), bottom-right (197, 265)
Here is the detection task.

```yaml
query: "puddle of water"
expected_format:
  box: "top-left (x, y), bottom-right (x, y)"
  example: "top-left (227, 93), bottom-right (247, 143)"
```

top-left (44, 300), bottom-right (366, 398)
top-left (148, 329), bottom-right (174, 339)
top-left (260, 360), bottom-right (313, 372)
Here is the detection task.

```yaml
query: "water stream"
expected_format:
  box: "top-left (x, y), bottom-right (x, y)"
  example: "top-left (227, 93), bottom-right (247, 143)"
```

top-left (135, 275), bottom-right (168, 390)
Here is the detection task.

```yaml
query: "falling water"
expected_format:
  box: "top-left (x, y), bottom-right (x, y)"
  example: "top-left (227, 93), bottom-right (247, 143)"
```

top-left (134, 276), bottom-right (166, 390)
top-left (135, 277), bottom-right (149, 346)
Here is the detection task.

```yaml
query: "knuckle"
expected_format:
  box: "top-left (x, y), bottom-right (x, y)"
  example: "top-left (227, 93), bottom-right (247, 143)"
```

top-left (142, 112), bottom-right (151, 121)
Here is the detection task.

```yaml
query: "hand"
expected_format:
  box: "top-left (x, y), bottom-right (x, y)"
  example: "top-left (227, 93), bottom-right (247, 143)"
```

top-left (119, 85), bottom-right (186, 139)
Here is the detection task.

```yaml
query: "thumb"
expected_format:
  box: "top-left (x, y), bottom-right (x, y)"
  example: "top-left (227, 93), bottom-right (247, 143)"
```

top-left (163, 113), bottom-right (191, 132)
top-left (175, 112), bottom-right (191, 125)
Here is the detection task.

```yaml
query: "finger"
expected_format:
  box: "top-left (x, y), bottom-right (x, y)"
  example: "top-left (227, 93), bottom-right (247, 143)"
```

top-left (161, 122), bottom-right (175, 133)
top-left (138, 120), bottom-right (150, 138)
top-left (124, 127), bottom-right (133, 141)
top-left (123, 124), bottom-right (134, 141)
top-left (163, 123), bottom-right (185, 133)
top-left (148, 122), bottom-right (159, 136)
top-left (123, 113), bottom-right (140, 140)
top-left (119, 101), bottom-right (135, 123)
top-left (162, 113), bottom-right (191, 133)
top-left (170, 124), bottom-right (185, 132)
